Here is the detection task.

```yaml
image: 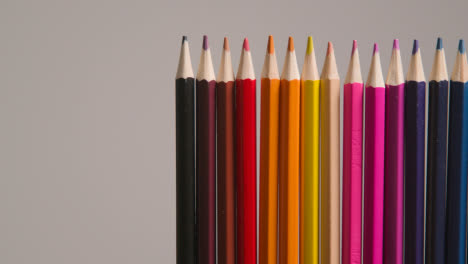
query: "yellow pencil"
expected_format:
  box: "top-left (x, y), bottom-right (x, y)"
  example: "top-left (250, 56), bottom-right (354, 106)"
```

top-left (278, 36), bottom-right (301, 264)
top-left (320, 42), bottom-right (341, 264)
top-left (300, 36), bottom-right (320, 264)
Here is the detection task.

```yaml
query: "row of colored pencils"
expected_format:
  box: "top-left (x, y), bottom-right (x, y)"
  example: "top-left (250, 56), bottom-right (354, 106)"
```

top-left (175, 35), bottom-right (468, 264)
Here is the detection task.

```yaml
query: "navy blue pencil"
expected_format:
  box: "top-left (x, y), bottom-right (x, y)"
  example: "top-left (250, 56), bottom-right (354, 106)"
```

top-left (446, 39), bottom-right (468, 264)
top-left (404, 40), bottom-right (426, 264)
top-left (425, 38), bottom-right (449, 264)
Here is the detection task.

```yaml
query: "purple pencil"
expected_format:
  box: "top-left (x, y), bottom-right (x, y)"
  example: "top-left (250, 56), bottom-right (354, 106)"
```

top-left (383, 39), bottom-right (404, 264)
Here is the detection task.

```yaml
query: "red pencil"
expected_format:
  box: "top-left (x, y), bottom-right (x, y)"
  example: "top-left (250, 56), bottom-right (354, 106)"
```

top-left (236, 38), bottom-right (257, 264)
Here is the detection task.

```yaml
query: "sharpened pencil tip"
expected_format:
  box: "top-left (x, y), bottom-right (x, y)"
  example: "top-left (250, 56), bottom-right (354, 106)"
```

top-left (393, 39), bottom-right (400, 50)
top-left (267, 35), bottom-right (274, 54)
top-left (203, 35), bottom-right (208, 50)
top-left (288, 36), bottom-right (294, 51)
top-left (412, 40), bottom-right (419, 55)
top-left (373, 43), bottom-right (379, 55)
top-left (458, 39), bottom-right (465, 54)
top-left (436, 37), bottom-right (443, 50)
top-left (352, 40), bottom-right (358, 54)
top-left (306, 36), bottom-right (313, 55)
top-left (327, 42), bottom-right (333, 55)
top-left (223, 37), bottom-right (229, 51)
top-left (243, 38), bottom-right (250, 51)
top-left (182, 36), bottom-right (187, 43)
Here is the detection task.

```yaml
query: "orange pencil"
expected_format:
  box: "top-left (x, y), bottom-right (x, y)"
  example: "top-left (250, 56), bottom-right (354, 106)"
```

top-left (278, 37), bottom-right (301, 264)
top-left (259, 35), bottom-right (280, 264)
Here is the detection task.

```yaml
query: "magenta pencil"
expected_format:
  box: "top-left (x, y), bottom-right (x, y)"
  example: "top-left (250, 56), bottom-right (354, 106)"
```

top-left (383, 39), bottom-right (404, 264)
top-left (342, 40), bottom-right (363, 264)
top-left (363, 43), bottom-right (385, 264)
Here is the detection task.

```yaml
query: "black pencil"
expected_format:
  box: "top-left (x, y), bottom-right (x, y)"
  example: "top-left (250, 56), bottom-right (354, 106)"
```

top-left (175, 36), bottom-right (196, 264)
top-left (426, 38), bottom-right (449, 264)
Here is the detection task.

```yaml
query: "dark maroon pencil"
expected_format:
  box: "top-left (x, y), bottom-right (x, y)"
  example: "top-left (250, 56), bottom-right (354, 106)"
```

top-left (196, 35), bottom-right (216, 264)
top-left (404, 40), bottom-right (426, 264)
top-left (216, 37), bottom-right (236, 264)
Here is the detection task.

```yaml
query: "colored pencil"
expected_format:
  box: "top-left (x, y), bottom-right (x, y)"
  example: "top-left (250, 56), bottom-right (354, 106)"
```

top-left (320, 41), bottom-right (341, 264)
top-left (196, 35), bottom-right (216, 264)
top-left (278, 36), bottom-right (300, 264)
top-left (383, 39), bottom-right (404, 264)
top-left (404, 39), bottom-right (426, 264)
top-left (363, 43), bottom-right (386, 264)
top-left (236, 37), bottom-right (257, 264)
top-left (342, 40), bottom-right (363, 264)
top-left (426, 37), bottom-right (449, 264)
top-left (446, 39), bottom-right (468, 264)
top-left (216, 37), bottom-right (235, 264)
top-left (175, 36), bottom-right (196, 264)
top-left (259, 35), bottom-right (280, 264)
top-left (300, 36), bottom-right (320, 264)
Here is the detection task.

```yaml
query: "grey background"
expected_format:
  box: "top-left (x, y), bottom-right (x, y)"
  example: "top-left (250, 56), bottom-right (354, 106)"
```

top-left (1, 0), bottom-right (467, 263)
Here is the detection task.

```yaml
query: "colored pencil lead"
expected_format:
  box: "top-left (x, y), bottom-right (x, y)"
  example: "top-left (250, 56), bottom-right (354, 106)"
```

top-left (288, 36), bottom-right (294, 51)
top-left (436, 37), bottom-right (443, 50)
top-left (458, 39), bottom-right (465, 53)
top-left (306, 36), bottom-right (314, 55)
top-left (268, 35), bottom-right (274, 54)
top-left (243, 37), bottom-right (250, 51)
top-left (393, 39), bottom-right (400, 50)
top-left (223, 37), bottom-right (230, 51)
top-left (203, 35), bottom-right (209, 50)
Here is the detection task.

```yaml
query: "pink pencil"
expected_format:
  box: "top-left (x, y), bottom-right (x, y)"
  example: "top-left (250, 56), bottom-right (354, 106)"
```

top-left (363, 43), bottom-right (386, 264)
top-left (342, 40), bottom-right (363, 264)
top-left (383, 39), bottom-right (404, 264)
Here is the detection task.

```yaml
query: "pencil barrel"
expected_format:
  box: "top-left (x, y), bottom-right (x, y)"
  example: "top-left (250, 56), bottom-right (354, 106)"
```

top-left (446, 81), bottom-right (468, 264)
top-left (404, 81), bottom-right (426, 264)
top-left (300, 79), bottom-right (320, 264)
top-left (216, 81), bottom-right (236, 264)
top-left (236, 78), bottom-right (257, 264)
top-left (259, 78), bottom-right (280, 264)
top-left (176, 78), bottom-right (197, 264)
top-left (196, 79), bottom-right (217, 264)
top-left (279, 79), bottom-right (300, 264)
top-left (425, 80), bottom-right (449, 264)
top-left (363, 86), bottom-right (385, 264)
top-left (342, 83), bottom-right (363, 264)
top-left (320, 78), bottom-right (340, 264)
top-left (384, 83), bottom-right (405, 264)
